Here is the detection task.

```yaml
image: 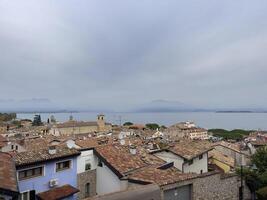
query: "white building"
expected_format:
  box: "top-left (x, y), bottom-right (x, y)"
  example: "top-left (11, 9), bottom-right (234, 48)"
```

top-left (153, 140), bottom-right (212, 174)
top-left (75, 140), bottom-right (99, 198)
top-left (93, 145), bottom-right (150, 195)
top-left (187, 128), bottom-right (209, 140)
top-left (154, 151), bottom-right (208, 174)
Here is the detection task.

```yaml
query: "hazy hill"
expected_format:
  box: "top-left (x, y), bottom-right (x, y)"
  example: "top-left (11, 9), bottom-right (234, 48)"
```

top-left (133, 100), bottom-right (206, 112)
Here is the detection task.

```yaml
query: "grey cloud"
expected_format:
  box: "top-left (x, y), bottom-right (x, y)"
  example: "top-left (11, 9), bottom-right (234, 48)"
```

top-left (1, 0), bottom-right (267, 110)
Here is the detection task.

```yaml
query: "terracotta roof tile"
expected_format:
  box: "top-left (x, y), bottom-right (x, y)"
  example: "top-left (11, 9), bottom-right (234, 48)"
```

top-left (209, 149), bottom-right (235, 168)
top-left (14, 147), bottom-right (80, 166)
top-left (250, 140), bottom-right (267, 146)
top-left (213, 141), bottom-right (241, 152)
top-left (0, 135), bottom-right (8, 142)
top-left (75, 137), bottom-right (111, 149)
top-left (36, 184), bottom-right (79, 200)
top-left (0, 152), bottom-right (18, 192)
top-left (76, 138), bottom-right (99, 149)
top-left (95, 145), bottom-right (149, 176)
top-left (128, 166), bottom-right (197, 186)
top-left (168, 140), bottom-right (213, 160)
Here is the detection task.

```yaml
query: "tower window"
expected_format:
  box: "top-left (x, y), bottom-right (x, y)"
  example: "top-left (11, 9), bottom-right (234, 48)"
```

top-left (85, 183), bottom-right (90, 197)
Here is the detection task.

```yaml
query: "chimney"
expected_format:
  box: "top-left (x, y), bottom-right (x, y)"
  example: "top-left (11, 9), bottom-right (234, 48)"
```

top-left (120, 139), bottom-right (125, 146)
top-left (129, 145), bottom-right (137, 155)
top-left (48, 145), bottom-right (57, 155)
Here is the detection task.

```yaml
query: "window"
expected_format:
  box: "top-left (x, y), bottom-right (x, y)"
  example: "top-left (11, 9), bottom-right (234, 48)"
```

top-left (188, 160), bottom-right (193, 165)
top-left (20, 191), bottom-right (29, 200)
top-left (200, 170), bottom-right (203, 174)
top-left (85, 163), bottom-right (91, 171)
top-left (98, 160), bottom-right (103, 167)
top-left (18, 167), bottom-right (43, 180)
top-left (56, 160), bottom-right (71, 172)
top-left (19, 190), bottom-right (35, 200)
top-left (199, 154), bottom-right (203, 160)
top-left (16, 145), bottom-right (18, 150)
top-left (85, 183), bottom-right (90, 197)
top-left (11, 145), bottom-right (14, 150)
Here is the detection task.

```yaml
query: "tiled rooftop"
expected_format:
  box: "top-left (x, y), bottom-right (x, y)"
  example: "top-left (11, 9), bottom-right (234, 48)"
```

top-left (95, 145), bottom-right (150, 177)
top-left (75, 137), bottom-right (111, 149)
top-left (36, 184), bottom-right (79, 200)
top-left (168, 140), bottom-right (213, 160)
top-left (14, 146), bottom-right (80, 166)
top-left (136, 147), bottom-right (165, 166)
top-left (213, 141), bottom-right (241, 152)
top-left (0, 134), bottom-right (7, 148)
top-left (128, 166), bottom-right (197, 186)
top-left (0, 152), bottom-right (18, 192)
top-left (250, 140), bottom-right (267, 146)
top-left (75, 138), bottom-right (99, 149)
top-left (209, 149), bottom-right (235, 168)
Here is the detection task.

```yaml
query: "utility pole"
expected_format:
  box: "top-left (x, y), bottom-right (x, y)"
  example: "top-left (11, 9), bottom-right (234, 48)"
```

top-left (239, 163), bottom-right (244, 200)
top-left (119, 115), bottom-right (122, 127)
top-left (114, 115), bottom-right (122, 126)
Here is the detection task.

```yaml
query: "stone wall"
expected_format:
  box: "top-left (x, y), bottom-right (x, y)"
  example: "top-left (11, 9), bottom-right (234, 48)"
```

top-left (193, 173), bottom-right (251, 200)
top-left (161, 172), bottom-right (251, 200)
top-left (77, 169), bottom-right (96, 199)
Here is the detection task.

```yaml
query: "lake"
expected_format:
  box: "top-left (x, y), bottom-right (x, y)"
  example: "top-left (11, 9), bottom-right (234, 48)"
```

top-left (17, 112), bottom-right (267, 130)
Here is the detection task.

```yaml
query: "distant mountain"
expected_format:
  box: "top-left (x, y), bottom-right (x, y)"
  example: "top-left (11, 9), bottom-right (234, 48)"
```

top-left (0, 98), bottom-right (65, 113)
top-left (133, 100), bottom-right (209, 112)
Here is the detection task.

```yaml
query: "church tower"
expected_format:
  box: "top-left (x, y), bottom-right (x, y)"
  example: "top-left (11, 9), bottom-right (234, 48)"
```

top-left (97, 114), bottom-right (105, 132)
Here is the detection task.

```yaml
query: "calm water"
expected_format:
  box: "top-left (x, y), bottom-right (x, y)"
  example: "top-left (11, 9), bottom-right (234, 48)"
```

top-left (17, 112), bottom-right (267, 130)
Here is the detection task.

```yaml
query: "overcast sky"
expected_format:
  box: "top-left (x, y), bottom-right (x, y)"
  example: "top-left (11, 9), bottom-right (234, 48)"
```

top-left (1, 0), bottom-right (267, 111)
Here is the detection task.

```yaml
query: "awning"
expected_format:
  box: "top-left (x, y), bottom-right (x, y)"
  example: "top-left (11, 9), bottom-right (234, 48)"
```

top-left (37, 184), bottom-right (79, 200)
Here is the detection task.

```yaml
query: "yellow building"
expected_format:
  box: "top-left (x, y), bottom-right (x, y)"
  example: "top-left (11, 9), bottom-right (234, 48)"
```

top-left (0, 123), bottom-right (7, 134)
top-left (209, 149), bottom-right (235, 173)
top-left (49, 115), bottom-right (112, 136)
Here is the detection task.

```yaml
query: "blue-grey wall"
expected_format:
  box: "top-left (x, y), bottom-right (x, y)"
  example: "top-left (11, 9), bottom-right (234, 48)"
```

top-left (17, 157), bottom-right (78, 194)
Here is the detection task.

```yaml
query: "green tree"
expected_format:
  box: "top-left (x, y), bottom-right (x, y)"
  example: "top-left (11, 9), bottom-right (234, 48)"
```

top-left (0, 113), bottom-right (16, 121)
top-left (32, 115), bottom-right (43, 126)
top-left (257, 186), bottom-right (267, 200)
top-left (208, 129), bottom-right (251, 141)
top-left (236, 146), bottom-right (267, 197)
top-left (12, 120), bottom-right (22, 128)
top-left (161, 125), bottom-right (167, 129)
top-left (252, 146), bottom-right (267, 174)
top-left (123, 122), bottom-right (133, 126)
top-left (145, 123), bottom-right (160, 130)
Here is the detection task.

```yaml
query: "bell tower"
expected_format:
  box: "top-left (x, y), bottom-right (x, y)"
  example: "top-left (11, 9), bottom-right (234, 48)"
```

top-left (97, 114), bottom-right (105, 132)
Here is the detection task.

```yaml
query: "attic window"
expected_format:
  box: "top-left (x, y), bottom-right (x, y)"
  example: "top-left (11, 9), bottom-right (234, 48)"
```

top-left (98, 161), bottom-right (103, 167)
top-left (188, 160), bottom-right (193, 165)
top-left (85, 163), bottom-right (91, 171)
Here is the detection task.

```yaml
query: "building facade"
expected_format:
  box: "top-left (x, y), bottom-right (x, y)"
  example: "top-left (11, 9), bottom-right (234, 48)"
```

top-left (49, 115), bottom-right (112, 136)
top-left (14, 147), bottom-right (80, 200)
top-left (154, 151), bottom-right (208, 174)
top-left (76, 148), bottom-right (98, 199)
